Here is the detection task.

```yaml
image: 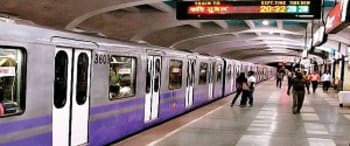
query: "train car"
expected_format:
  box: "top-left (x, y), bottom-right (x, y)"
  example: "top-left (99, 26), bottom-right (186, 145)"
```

top-left (0, 22), bottom-right (275, 146)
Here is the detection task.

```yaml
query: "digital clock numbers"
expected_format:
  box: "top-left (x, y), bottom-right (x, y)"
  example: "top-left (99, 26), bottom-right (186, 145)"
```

top-left (260, 5), bottom-right (310, 13)
top-left (260, 1), bottom-right (310, 13)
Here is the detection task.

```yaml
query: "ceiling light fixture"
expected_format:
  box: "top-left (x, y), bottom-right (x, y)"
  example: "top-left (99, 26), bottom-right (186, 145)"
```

top-left (262, 20), bottom-right (269, 26)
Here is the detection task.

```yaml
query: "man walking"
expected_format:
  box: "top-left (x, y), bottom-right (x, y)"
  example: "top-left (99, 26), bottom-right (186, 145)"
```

top-left (276, 70), bottom-right (284, 88)
top-left (287, 71), bottom-right (306, 114)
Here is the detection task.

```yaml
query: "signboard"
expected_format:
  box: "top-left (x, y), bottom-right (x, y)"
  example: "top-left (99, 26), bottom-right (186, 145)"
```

top-left (0, 67), bottom-right (16, 77)
top-left (326, 0), bottom-right (350, 33)
top-left (312, 26), bottom-right (327, 47)
top-left (177, 0), bottom-right (321, 19)
top-left (119, 68), bottom-right (131, 74)
top-left (331, 48), bottom-right (336, 56)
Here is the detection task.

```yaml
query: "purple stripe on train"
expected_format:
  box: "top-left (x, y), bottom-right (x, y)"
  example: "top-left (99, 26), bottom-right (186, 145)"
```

top-left (89, 88), bottom-right (210, 146)
top-left (89, 108), bottom-right (144, 146)
top-left (90, 97), bottom-right (144, 116)
top-left (0, 115), bottom-right (51, 136)
top-left (0, 132), bottom-right (51, 146)
top-left (90, 89), bottom-right (185, 116)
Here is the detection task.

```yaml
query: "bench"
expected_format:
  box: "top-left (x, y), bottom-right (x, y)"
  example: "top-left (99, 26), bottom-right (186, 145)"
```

top-left (338, 91), bottom-right (350, 107)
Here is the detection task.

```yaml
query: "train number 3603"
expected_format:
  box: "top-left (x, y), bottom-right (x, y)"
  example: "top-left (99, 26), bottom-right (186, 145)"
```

top-left (94, 54), bottom-right (111, 64)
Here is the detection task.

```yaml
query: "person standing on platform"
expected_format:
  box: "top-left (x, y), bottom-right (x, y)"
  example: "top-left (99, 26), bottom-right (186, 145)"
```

top-left (276, 70), bottom-right (283, 88)
top-left (230, 72), bottom-right (246, 107)
top-left (0, 96), bottom-right (4, 116)
top-left (240, 77), bottom-right (251, 107)
top-left (309, 71), bottom-right (321, 93)
top-left (247, 71), bottom-right (256, 107)
top-left (287, 71), bottom-right (306, 114)
top-left (321, 71), bottom-right (331, 93)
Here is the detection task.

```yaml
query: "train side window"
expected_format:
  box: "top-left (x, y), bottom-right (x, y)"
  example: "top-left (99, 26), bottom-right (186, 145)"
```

top-left (217, 64), bottom-right (222, 81)
top-left (227, 64), bottom-right (232, 79)
top-left (199, 62), bottom-right (208, 85)
top-left (168, 60), bottom-right (183, 90)
top-left (0, 48), bottom-right (25, 117)
top-left (54, 51), bottom-right (68, 108)
top-left (109, 56), bottom-right (137, 100)
top-left (146, 60), bottom-right (152, 93)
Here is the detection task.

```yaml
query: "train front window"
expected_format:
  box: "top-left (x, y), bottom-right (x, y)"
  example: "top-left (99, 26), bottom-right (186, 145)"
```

top-left (0, 48), bottom-right (25, 117)
top-left (169, 60), bottom-right (183, 90)
top-left (199, 62), bottom-right (208, 85)
top-left (109, 56), bottom-right (137, 100)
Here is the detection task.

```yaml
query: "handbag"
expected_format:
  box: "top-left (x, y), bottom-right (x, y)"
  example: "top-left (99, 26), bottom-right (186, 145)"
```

top-left (242, 82), bottom-right (250, 91)
top-left (236, 82), bottom-right (242, 89)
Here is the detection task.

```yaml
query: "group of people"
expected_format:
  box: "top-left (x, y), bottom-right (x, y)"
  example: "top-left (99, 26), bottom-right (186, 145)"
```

top-left (285, 69), bottom-right (333, 114)
top-left (277, 69), bottom-right (333, 94)
top-left (230, 71), bottom-right (256, 107)
top-left (229, 67), bottom-right (338, 115)
top-left (230, 68), bottom-right (335, 115)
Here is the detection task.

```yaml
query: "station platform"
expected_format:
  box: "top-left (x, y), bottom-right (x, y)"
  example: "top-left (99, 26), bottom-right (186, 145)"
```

top-left (113, 80), bottom-right (350, 146)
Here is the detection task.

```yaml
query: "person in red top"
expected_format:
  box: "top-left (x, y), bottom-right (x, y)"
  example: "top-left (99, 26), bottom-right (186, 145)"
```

top-left (308, 71), bottom-right (321, 93)
top-left (303, 71), bottom-right (310, 94)
top-left (0, 96), bottom-right (4, 116)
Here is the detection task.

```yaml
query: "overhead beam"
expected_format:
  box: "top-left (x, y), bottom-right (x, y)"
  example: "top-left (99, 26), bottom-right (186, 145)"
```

top-left (243, 55), bottom-right (300, 64)
top-left (189, 23), bottom-right (201, 29)
top-left (229, 52), bottom-right (300, 60)
top-left (277, 20), bottom-right (284, 37)
top-left (122, 7), bottom-right (140, 12)
top-left (244, 20), bottom-right (262, 36)
top-left (212, 20), bottom-right (228, 29)
top-left (148, 2), bottom-right (174, 13)
top-left (193, 40), bottom-right (306, 54)
top-left (66, 0), bottom-right (167, 30)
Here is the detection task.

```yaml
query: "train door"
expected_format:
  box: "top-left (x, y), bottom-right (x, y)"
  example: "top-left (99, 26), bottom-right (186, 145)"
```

top-left (208, 62), bottom-right (215, 99)
top-left (185, 59), bottom-right (195, 107)
top-left (145, 56), bottom-right (161, 122)
top-left (227, 64), bottom-right (233, 92)
top-left (53, 47), bottom-right (91, 146)
top-left (229, 64), bottom-right (234, 92)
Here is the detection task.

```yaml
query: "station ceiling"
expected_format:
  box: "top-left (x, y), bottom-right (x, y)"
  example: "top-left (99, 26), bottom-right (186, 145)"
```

top-left (0, 0), bottom-right (349, 64)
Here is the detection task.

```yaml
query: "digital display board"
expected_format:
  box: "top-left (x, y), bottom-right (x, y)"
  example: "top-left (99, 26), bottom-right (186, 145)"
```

top-left (177, 0), bottom-right (321, 19)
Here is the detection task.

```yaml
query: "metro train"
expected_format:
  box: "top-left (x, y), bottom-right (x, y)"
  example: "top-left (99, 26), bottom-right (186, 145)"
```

top-left (0, 22), bottom-right (275, 146)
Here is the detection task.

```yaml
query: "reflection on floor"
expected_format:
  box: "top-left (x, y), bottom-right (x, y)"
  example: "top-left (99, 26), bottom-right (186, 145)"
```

top-left (114, 80), bottom-right (350, 146)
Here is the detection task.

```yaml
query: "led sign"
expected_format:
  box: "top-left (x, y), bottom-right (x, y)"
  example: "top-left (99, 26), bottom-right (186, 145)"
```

top-left (177, 0), bottom-right (321, 19)
top-left (326, 0), bottom-right (350, 33)
top-left (312, 26), bottom-right (327, 47)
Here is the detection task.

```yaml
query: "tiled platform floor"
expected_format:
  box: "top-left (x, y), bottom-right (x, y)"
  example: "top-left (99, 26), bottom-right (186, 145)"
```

top-left (113, 80), bottom-right (350, 146)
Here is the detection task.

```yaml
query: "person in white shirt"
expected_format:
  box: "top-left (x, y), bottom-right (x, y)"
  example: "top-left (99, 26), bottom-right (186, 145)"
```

top-left (246, 71), bottom-right (256, 106)
top-left (321, 72), bottom-right (331, 92)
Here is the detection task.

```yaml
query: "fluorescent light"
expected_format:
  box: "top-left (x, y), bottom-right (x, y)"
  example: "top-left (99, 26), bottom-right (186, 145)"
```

top-left (262, 20), bottom-right (269, 26)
